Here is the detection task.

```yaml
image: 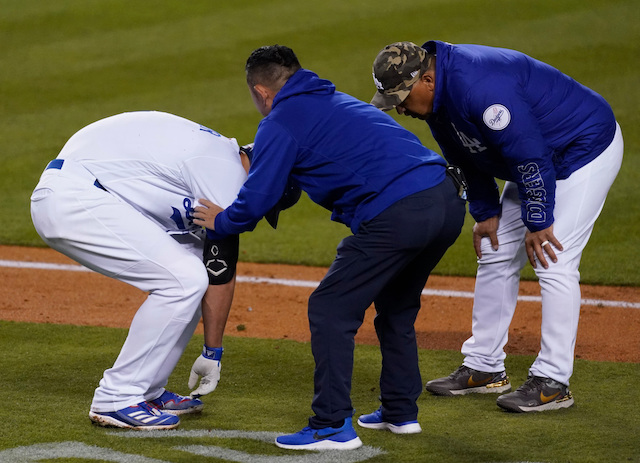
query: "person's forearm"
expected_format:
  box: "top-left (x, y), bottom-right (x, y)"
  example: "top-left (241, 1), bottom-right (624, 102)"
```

top-left (201, 277), bottom-right (236, 347)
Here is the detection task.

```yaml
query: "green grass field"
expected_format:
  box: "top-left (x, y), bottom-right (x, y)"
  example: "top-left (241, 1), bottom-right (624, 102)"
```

top-left (1, 0), bottom-right (638, 284)
top-left (1, 321), bottom-right (639, 463)
top-left (1, 1), bottom-right (639, 462)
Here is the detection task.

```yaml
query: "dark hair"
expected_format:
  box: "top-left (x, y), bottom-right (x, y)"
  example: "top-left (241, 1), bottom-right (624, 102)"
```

top-left (245, 45), bottom-right (302, 88)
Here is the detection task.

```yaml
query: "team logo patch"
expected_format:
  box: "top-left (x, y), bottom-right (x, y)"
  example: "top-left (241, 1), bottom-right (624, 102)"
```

top-left (483, 104), bottom-right (511, 131)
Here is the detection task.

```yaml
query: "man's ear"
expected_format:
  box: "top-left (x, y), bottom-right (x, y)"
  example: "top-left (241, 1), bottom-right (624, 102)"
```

top-left (252, 84), bottom-right (271, 102)
top-left (422, 71), bottom-right (435, 91)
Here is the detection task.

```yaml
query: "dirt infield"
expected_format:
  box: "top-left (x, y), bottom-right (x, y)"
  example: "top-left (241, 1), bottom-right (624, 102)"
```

top-left (1, 245), bottom-right (638, 363)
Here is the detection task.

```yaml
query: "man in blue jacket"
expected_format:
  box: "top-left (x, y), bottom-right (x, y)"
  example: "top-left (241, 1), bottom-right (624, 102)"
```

top-left (193, 45), bottom-right (466, 449)
top-left (370, 41), bottom-right (623, 412)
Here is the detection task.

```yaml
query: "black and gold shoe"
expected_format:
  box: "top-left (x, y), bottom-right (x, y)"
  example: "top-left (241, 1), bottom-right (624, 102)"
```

top-left (496, 375), bottom-right (574, 412)
top-left (425, 365), bottom-right (511, 396)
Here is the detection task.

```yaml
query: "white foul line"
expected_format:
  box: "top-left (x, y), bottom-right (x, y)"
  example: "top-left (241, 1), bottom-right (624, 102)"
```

top-left (2, 259), bottom-right (639, 310)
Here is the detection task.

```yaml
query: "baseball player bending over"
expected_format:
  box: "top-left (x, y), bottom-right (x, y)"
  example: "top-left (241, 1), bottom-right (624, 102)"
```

top-left (30, 111), bottom-right (252, 429)
top-left (371, 41), bottom-right (623, 412)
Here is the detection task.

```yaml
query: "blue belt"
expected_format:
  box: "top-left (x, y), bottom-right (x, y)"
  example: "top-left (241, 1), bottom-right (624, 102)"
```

top-left (46, 159), bottom-right (64, 170)
top-left (46, 159), bottom-right (107, 191)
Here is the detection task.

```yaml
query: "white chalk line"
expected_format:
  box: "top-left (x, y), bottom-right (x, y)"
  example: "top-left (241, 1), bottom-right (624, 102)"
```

top-left (1, 259), bottom-right (639, 310)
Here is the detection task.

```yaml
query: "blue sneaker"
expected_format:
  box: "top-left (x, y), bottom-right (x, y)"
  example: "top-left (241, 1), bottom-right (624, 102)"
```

top-left (149, 390), bottom-right (204, 415)
top-left (357, 408), bottom-right (421, 434)
top-left (275, 417), bottom-right (363, 450)
top-left (89, 401), bottom-right (179, 430)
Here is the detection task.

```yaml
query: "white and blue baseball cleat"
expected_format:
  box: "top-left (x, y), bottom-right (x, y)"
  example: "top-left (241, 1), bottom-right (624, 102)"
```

top-left (357, 407), bottom-right (422, 434)
top-left (148, 390), bottom-right (204, 415)
top-left (275, 417), bottom-right (363, 450)
top-left (89, 401), bottom-right (179, 430)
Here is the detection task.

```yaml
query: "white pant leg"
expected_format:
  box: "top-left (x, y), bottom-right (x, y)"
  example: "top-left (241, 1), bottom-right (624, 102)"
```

top-left (30, 169), bottom-right (208, 412)
top-left (462, 182), bottom-right (528, 373)
top-left (530, 123), bottom-right (623, 385)
top-left (144, 305), bottom-right (202, 401)
top-left (145, 232), bottom-right (205, 401)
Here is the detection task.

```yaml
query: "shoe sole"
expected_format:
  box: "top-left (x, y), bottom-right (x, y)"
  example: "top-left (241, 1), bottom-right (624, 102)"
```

top-left (357, 419), bottom-right (422, 434)
top-left (159, 404), bottom-right (204, 416)
top-left (88, 411), bottom-right (179, 430)
top-left (498, 396), bottom-right (575, 413)
top-left (427, 382), bottom-right (512, 396)
top-left (275, 436), bottom-right (363, 450)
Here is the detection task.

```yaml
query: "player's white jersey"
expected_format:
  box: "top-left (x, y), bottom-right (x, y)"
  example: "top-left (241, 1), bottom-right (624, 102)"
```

top-left (57, 111), bottom-right (247, 234)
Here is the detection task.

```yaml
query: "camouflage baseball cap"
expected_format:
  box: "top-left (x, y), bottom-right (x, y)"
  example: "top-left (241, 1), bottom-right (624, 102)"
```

top-left (371, 41), bottom-right (429, 111)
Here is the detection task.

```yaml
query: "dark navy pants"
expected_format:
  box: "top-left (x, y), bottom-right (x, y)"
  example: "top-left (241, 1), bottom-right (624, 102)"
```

top-left (308, 175), bottom-right (466, 428)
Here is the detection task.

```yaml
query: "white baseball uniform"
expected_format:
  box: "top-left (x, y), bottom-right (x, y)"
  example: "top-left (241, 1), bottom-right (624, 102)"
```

top-left (30, 111), bottom-right (247, 412)
top-left (463, 125), bottom-right (623, 384)
top-left (415, 40), bottom-right (623, 388)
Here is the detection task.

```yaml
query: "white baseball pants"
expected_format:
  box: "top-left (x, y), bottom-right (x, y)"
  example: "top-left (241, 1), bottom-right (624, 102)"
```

top-left (462, 123), bottom-right (623, 385)
top-left (30, 161), bottom-right (208, 412)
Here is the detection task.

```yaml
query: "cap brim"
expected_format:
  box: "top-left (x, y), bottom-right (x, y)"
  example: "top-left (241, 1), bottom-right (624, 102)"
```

top-left (370, 88), bottom-right (410, 111)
